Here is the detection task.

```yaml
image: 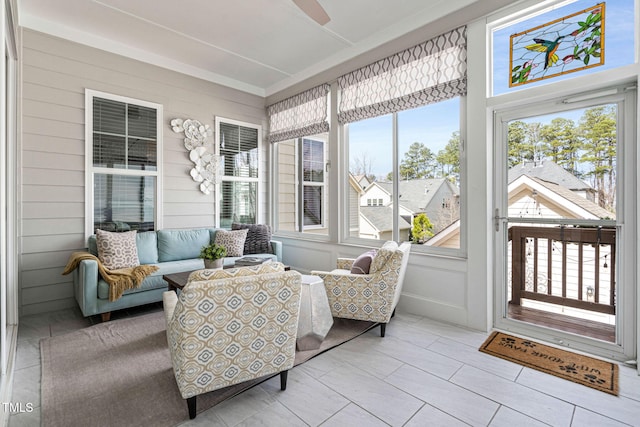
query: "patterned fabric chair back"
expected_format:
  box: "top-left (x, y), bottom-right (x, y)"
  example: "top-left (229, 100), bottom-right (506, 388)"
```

top-left (166, 270), bottom-right (302, 400)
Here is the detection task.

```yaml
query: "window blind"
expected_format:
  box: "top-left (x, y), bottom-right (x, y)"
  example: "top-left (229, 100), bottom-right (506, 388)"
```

top-left (337, 26), bottom-right (467, 124)
top-left (220, 122), bottom-right (258, 178)
top-left (267, 84), bottom-right (330, 143)
top-left (93, 97), bottom-right (157, 170)
top-left (303, 186), bottom-right (323, 226)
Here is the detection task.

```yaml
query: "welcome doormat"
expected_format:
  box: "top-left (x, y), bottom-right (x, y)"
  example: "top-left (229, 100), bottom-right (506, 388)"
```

top-left (479, 331), bottom-right (618, 395)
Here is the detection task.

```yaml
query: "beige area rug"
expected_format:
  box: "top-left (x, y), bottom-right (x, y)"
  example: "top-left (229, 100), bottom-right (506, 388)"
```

top-left (480, 331), bottom-right (618, 395)
top-left (40, 311), bottom-right (376, 427)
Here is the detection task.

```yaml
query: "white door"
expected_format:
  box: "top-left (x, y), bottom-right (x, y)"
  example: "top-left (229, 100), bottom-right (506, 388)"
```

top-left (493, 87), bottom-right (636, 362)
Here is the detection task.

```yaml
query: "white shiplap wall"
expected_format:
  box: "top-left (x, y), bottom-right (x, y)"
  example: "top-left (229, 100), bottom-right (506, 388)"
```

top-left (20, 29), bottom-right (268, 315)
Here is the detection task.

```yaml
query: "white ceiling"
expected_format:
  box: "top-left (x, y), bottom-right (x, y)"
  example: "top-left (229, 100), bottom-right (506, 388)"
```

top-left (19, 0), bottom-right (484, 96)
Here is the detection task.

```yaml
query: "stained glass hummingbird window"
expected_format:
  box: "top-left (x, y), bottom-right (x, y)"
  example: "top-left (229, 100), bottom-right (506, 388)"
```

top-left (509, 3), bottom-right (604, 88)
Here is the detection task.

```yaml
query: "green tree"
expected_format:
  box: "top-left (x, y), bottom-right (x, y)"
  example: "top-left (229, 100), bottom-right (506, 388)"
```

top-left (578, 106), bottom-right (617, 211)
top-left (411, 213), bottom-right (434, 243)
top-left (399, 142), bottom-right (435, 180)
top-left (436, 131), bottom-right (460, 183)
top-left (540, 118), bottom-right (581, 175)
top-left (507, 121), bottom-right (535, 167)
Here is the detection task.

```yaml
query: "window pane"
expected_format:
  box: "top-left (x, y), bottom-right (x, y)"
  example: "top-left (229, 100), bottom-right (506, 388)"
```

top-left (93, 97), bottom-right (125, 135)
top-left (303, 186), bottom-right (323, 226)
top-left (93, 97), bottom-right (158, 171)
top-left (507, 104), bottom-right (617, 219)
top-left (94, 174), bottom-right (155, 232)
top-left (128, 105), bottom-right (157, 139)
top-left (398, 98), bottom-right (461, 248)
top-left (220, 122), bottom-right (258, 178)
top-left (303, 138), bottom-right (324, 183)
top-left (220, 181), bottom-right (257, 228)
top-left (347, 114), bottom-right (392, 240)
top-left (492, 0), bottom-right (635, 96)
top-left (128, 137), bottom-right (157, 171)
top-left (275, 135), bottom-right (328, 235)
top-left (94, 134), bottom-right (126, 169)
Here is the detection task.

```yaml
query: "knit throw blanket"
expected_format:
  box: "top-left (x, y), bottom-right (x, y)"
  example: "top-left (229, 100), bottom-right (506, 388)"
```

top-left (62, 252), bottom-right (159, 302)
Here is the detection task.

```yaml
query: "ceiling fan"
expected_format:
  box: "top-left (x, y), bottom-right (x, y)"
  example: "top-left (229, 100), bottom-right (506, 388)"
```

top-left (293, 0), bottom-right (331, 25)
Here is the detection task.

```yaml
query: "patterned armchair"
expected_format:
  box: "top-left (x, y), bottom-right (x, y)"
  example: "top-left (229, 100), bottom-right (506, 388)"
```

top-left (162, 263), bottom-right (302, 419)
top-left (311, 241), bottom-right (410, 337)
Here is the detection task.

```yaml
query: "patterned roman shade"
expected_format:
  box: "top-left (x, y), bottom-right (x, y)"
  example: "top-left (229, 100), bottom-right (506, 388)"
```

top-left (267, 84), bottom-right (330, 143)
top-left (337, 26), bottom-right (467, 124)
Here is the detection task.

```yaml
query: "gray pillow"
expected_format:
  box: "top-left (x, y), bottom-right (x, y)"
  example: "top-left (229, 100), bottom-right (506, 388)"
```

top-left (351, 249), bottom-right (377, 274)
top-left (231, 223), bottom-right (273, 255)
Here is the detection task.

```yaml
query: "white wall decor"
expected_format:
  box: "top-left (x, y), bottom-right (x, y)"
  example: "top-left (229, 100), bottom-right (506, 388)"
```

top-left (171, 118), bottom-right (218, 194)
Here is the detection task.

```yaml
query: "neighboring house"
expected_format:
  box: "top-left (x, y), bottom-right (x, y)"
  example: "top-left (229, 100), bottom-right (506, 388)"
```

top-left (348, 174), bottom-right (364, 238)
top-left (429, 162), bottom-right (612, 247)
top-left (359, 206), bottom-right (412, 241)
top-left (508, 175), bottom-right (614, 220)
top-left (353, 174), bottom-right (372, 191)
top-left (508, 160), bottom-right (598, 204)
top-left (360, 179), bottom-right (460, 235)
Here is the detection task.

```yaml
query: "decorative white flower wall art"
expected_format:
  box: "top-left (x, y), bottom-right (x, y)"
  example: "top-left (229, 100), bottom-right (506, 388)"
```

top-left (170, 118), bottom-right (219, 195)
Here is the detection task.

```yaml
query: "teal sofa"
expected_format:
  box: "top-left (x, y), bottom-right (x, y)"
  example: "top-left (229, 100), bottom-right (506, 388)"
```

top-left (73, 228), bottom-right (282, 321)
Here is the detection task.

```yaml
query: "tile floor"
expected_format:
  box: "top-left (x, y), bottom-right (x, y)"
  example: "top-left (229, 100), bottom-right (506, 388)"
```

top-left (10, 303), bottom-right (640, 427)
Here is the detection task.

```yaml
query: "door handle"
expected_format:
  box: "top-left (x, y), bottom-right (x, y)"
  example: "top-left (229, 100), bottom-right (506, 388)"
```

top-left (494, 208), bottom-right (508, 232)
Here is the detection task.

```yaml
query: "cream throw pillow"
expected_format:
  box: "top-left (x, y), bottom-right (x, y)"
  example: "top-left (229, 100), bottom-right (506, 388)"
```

top-left (369, 240), bottom-right (398, 274)
top-left (95, 229), bottom-right (140, 270)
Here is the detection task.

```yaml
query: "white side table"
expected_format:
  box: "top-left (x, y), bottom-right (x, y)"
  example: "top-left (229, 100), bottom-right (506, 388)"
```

top-left (297, 274), bottom-right (334, 350)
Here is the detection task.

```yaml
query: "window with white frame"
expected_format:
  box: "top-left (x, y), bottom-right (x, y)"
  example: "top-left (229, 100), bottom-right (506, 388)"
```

top-left (347, 98), bottom-right (462, 247)
top-left (268, 84), bottom-right (330, 236)
top-left (301, 137), bottom-right (326, 228)
top-left (340, 27), bottom-right (466, 252)
top-left (274, 134), bottom-right (328, 233)
top-left (86, 90), bottom-right (162, 236)
top-left (216, 117), bottom-right (261, 228)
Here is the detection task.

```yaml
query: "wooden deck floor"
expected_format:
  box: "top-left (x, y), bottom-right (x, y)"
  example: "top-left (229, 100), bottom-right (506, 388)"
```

top-left (508, 304), bottom-right (615, 343)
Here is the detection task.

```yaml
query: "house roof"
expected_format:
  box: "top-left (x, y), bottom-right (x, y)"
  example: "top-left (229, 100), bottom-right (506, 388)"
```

top-left (508, 161), bottom-right (592, 191)
top-left (531, 177), bottom-right (615, 220)
top-left (360, 206), bottom-right (411, 233)
top-left (375, 178), bottom-right (459, 213)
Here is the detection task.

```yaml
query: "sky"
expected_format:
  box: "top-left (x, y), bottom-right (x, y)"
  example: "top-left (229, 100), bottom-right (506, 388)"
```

top-left (348, 0), bottom-right (635, 179)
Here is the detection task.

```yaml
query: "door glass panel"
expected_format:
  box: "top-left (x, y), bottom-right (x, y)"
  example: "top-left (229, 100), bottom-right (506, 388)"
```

top-left (505, 103), bottom-right (617, 342)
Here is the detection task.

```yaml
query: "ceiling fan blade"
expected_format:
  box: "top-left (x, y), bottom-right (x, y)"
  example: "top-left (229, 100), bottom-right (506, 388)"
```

top-left (292, 0), bottom-right (331, 25)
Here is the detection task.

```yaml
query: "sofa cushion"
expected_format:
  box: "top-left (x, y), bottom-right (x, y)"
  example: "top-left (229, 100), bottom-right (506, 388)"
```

top-left (97, 258), bottom-right (204, 300)
top-left (136, 231), bottom-right (159, 264)
top-left (351, 249), bottom-right (377, 274)
top-left (95, 229), bottom-right (140, 270)
top-left (188, 262), bottom-right (284, 282)
top-left (157, 229), bottom-right (210, 262)
top-left (214, 229), bottom-right (248, 257)
top-left (231, 223), bottom-right (273, 255)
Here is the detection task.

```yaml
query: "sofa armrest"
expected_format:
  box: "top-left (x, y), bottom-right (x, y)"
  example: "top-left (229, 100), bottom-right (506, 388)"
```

top-left (162, 291), bottom-right (178, 327)
top-left (270, 240), bottom-right (283, 262)
top-left (73, 259), bottom-right (100, 317)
